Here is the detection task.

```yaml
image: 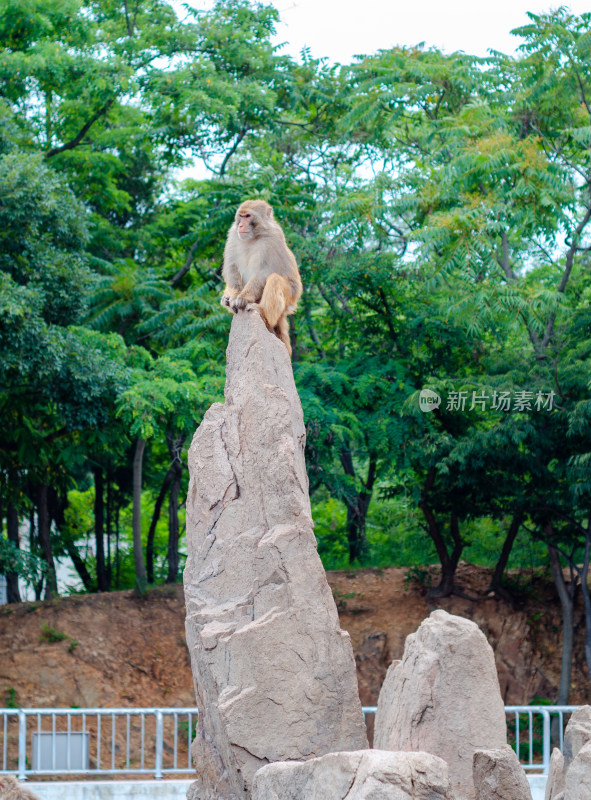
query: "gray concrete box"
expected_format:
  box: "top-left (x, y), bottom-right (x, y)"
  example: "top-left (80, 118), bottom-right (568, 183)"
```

top-left (31, 732), bottom-right (90, 770)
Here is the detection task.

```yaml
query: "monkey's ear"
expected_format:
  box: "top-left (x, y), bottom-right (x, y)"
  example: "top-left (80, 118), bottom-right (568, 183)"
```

top-left (266, 205), bottom-right (272, 218)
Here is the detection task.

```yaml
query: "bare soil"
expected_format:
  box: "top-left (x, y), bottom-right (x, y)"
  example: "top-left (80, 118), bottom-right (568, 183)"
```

top-left (1, 563), bottom-right (589, 713)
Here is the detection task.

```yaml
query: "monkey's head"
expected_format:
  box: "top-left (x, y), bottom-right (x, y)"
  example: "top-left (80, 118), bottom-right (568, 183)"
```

top-left (235, 199), bottom-right (273, 240)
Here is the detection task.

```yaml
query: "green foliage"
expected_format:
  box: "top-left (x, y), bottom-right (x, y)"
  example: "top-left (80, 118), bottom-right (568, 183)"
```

top-left (116, 354), bottom-right (206, 440)
top-left (312, 497), bottom-right (349, 570)
top-left (178, 717), bottom-right (197, 741)
top-left (331, 587), bottom-right (358, 610)
top-left (404, 566), bottom-right (433, 592)
top-left (507, 703), bottom-right (548, 764)
top-left (39, 622), bottom-right (79, 652)
top-left (0, 536), bottom-right (46, 584)
top-left (364, 499), bottom-right (437, 568)
top-left (0, 0), bottom-right (590, 655)
top-left (4, 687), bottom-right (18, 709)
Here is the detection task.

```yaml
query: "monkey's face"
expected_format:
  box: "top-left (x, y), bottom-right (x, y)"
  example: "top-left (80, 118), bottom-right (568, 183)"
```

top-left (236, 210), bottom-right (255, 240)
top-left (235, 200), bottom-right (273, 240)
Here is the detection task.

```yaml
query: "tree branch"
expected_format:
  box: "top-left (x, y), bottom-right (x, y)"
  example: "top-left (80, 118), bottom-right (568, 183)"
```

top-left (45, 96), bottom-right (116, 158)
top-left (171, 239), bottom-right (202, 286)
top-left (575, 71), bottom-right (591, 117)
top-left (377, 287), bottom-right (398, 348)
top-left (219, 127), bottom-right (248, 177)
top-left (541, 194), bottom-right (591, 348)
top-left (496, 230), bottom-right (544, 356)
top-left (303, 297), bottom-right (326, 359)
top-left (123, 0), bottom-right (133, 36)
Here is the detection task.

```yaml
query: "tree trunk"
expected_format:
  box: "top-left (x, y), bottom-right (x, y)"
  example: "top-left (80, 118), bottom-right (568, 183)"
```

top-left (340, 447), bottom-right (376, 563)
top-left (489, 512), bottom-right (523, 597)
top-left (345, 492), bottom-right (371, 563)
top-left (115, 504), bottom-right (120, 589)
top-left (418, 505), bottom-right (459, 596)
top-left (106, 477), bottom-right (112, 585)
top-left (93, 466), bottom-right (108, 591)
top-left (447, 512), bottom-right (464, 582)
top-left (37, 484), bottom-right (57, 599)
top-left (48, 487), bottom-right (94, 594)
top-left (30, 507), bottom-right (43, 601)
top-left (132, 438), bottom-right (148, 594)
top-left (575, 523), bottom-right (591, 687)
top-left (63, 538), bottom-right (94, 592)
top-left (548, 542), bottom-right (575, 705)
top-left (6, 505), bottom-right (21, 603)
top-left (146, 466), bottom-right (175, 583)
top-left (166, 457), bottom-right (183, 583)
top-left (580, 575), bottom-right (591, 687)
top-left (418, 469), bottom-right (465, 598)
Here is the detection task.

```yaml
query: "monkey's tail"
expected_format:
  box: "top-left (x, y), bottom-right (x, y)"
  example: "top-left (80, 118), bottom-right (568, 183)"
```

top-left (259, 274), bottom-right (290, 327)
top-left (273, 317), bottom-right (292, 357)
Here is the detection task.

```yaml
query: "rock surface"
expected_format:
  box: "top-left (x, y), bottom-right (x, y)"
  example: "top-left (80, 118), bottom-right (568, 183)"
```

top-left (545, 705), bottom-right (591, 800)
top-left (251, 749), bottom-right (454, 800)
top-left (563, 705), bottom-right (591, 772)
top-left (183, 310), bottom-right (367, 800)
top-left (374, 609), bottom-right (507, 800)
top-left (564, 740), bottom-right (591, 800)
top-left (472, 745), bottom-right (532, 800)
top-left (545, 748), bottom-right (565, 800)
top-left (0, 775), bottom-right (44, 800)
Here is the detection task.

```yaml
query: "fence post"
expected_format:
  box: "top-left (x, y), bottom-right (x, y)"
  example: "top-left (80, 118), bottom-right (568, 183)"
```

top-left (542, 709), bottom-right (551, 775)
top-left (155, 710), bottom-right (163, 780)
top-left (17, 710), bottom-right (26, 781)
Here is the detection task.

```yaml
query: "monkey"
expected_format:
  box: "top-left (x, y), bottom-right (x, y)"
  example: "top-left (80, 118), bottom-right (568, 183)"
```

top-left (0, 776), bottom-right (43, 800)
top-left (221, 199), bottom-right (302, 358)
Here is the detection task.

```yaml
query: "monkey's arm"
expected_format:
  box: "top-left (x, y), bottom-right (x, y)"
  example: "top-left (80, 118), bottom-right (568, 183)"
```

top-left (221, 284), bottom-right (240, 311)
top-left (221, 258), bottom-right (242, 311)
top-left (232, 274), bottom-right (267, 310)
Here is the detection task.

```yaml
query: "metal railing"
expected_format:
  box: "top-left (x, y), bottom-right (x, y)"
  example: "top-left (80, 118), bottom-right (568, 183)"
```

top-left (0, 705), bottom-right (579, 780)
top-left (0, 708), bottom-right (197, 779)
top-left (505, 705), bottom-right (578, 775)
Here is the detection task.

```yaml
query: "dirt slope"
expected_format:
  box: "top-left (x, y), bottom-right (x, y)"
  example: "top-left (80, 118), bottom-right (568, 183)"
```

top-left (0, 564), bottom-right (588, 712)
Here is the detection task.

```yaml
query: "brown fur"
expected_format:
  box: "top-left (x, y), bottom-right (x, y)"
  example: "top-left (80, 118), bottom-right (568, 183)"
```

top-left (221, 200), bottom-right (302, 357)
top-left (0, 775), bottom-right (43, 800)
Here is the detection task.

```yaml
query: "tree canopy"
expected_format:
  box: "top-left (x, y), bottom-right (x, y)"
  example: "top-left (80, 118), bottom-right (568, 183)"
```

top-left (1, 0), bottom-right (591, 701)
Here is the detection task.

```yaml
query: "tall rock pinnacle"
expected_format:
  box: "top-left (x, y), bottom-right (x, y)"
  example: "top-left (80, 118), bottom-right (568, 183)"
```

top-left (183, 310), bottom-right (368, 800)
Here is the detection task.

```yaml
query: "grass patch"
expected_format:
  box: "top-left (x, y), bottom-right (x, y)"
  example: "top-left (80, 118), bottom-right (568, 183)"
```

top-left (39, 622), bottom-right (79, 652)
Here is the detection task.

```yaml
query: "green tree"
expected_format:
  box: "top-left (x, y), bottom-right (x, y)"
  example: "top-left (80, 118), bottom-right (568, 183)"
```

top-left (115, 352), bottom-right (210, 592)
top-left (0, 152), bottom-right (130, 597)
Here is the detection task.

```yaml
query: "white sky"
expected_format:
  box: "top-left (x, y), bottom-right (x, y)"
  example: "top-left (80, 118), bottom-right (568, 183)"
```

top-left (176, 0), bottom-right (589, 181)
top-left (188, 1), bottom-right (590, 63)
